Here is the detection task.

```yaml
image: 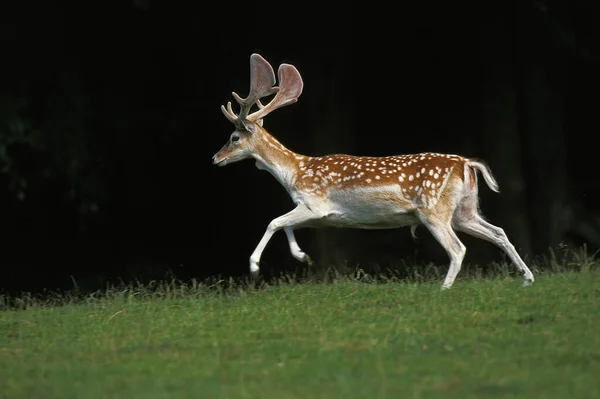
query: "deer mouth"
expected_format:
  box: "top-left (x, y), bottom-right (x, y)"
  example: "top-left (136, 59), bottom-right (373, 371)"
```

top-left (212, 156), bottom-right (228, 166)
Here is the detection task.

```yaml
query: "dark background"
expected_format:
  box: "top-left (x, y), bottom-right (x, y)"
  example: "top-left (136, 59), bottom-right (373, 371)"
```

top-left (1, 0), bottom-right (599, 296)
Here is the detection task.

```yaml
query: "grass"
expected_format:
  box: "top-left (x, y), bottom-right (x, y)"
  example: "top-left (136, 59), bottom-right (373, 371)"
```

top-left (1, 251), bottom-right (600, 398)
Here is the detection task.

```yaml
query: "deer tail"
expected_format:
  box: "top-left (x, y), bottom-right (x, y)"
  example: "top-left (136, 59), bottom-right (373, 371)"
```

top-left (466, 160), bottom-right (500, 193)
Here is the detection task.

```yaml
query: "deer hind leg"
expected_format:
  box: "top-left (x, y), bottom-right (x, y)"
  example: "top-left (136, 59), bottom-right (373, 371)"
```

top-left (249, 204), bottom-right (316, 278)
top-left (454, 214), bottom-right (535, 286)
top-left (284, 227), bottom-right (313, 265)
top-left (419, 213), bottom-right (467, 290)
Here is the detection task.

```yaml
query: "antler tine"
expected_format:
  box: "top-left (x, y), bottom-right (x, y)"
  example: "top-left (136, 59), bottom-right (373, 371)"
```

top-left (221, 101), bottom-right (237, 123)
top-left (247, 63), bottom-right (304, 122)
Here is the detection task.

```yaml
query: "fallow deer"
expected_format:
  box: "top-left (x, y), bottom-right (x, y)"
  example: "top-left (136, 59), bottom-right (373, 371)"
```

top-left (212, 53), bottom-right (535, 289)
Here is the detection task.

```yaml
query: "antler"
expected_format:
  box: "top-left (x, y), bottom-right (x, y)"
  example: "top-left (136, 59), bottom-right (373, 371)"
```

top-left (247, 63), bottom-right (303, 121)
top-left (221, 53), bottom-right (304, 125)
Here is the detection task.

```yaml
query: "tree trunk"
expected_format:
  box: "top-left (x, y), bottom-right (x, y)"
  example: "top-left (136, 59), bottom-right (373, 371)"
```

top-left (309, 42), bottom-right (356, 271)
top-left (477, 6), bottom-right (533, 260)
top-left (516, 1), bottom-right (568, 257)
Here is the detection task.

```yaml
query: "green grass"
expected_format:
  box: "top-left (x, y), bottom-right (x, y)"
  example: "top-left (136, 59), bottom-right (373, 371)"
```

top-left (1, 259), bottom-right (600, 398)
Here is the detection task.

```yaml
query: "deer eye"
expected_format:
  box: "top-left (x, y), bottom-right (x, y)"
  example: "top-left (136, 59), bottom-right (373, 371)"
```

top-left (231, 135), bottom-right (240, 143)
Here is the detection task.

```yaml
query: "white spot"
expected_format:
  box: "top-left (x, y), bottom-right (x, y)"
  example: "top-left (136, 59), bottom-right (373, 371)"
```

top-left (399, 176), bottom-right (404, 182)
top-left (366, 178), bottom-right (372, 183)
top-left (426, 180), bottom-right (431, 187)
top-left (429, 169), bottom-right (434, 176)
top-left (375, 175), bottom-right (381, 180)
top-left (409, 175), bottom-right (414, 181)
top-left (421, 168), bottom-right (426, 174)
top-left (434, 173), bottom-right (439, 179)
top-left (299, 161), bottom-right (305, 167)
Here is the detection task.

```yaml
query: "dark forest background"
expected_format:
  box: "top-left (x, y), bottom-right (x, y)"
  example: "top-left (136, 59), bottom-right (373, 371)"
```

top-left (1, 0), bottom-right (600, 296)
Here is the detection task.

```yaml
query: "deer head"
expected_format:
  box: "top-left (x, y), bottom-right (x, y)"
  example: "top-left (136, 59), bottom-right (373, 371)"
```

top-left (212, 53), bottom-right (304, 167)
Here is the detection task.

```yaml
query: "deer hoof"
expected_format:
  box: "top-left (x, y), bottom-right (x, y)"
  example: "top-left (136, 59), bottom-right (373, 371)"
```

top-left (522, 278), bottom-right (534, 287)
top-left (305, 255), bottom-right (314, 266)
top-left (249, 262), bottom-right (260, 278)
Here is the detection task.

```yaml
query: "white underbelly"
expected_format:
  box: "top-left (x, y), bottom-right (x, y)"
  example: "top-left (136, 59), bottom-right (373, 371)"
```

top-left (306, 185), bottom-right (419, 229)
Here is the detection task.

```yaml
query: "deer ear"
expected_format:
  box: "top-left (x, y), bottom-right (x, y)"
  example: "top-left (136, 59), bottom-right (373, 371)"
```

top-left (241, 119), bottom-right (258, 133)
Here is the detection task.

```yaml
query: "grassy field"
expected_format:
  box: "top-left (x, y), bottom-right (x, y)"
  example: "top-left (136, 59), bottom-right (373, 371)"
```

top-left (1, 258), bottom-right (600, 398)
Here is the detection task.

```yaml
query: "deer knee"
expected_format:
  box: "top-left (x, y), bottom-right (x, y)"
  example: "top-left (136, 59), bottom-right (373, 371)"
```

top-left (267, 219), bottom-right (283, 233)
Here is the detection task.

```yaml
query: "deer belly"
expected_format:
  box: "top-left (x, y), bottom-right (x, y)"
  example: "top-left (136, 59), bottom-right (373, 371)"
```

top-left (322, 186), bottom-right (418, 229)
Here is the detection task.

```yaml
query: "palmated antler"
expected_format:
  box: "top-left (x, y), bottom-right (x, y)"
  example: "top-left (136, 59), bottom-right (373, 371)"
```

top-left (221, 53), bottom-right (304, 126)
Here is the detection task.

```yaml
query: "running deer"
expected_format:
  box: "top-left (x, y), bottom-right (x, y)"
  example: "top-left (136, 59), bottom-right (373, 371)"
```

top-left (212, 53), bottom-right (535, 289)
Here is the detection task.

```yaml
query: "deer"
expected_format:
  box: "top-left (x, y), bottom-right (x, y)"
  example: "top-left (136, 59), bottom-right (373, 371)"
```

top-left (212, 53), bottom-right (535, 289)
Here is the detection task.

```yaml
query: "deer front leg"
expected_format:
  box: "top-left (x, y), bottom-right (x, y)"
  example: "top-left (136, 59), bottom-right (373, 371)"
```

top-left (284, 228), bottom-right (313, 265)
top-left (249, 204), bottom-right (316, 277)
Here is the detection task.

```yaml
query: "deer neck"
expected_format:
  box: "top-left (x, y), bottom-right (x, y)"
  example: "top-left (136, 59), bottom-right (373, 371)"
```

top-left (252, 131), bottom-right (305, 193)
